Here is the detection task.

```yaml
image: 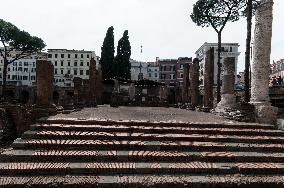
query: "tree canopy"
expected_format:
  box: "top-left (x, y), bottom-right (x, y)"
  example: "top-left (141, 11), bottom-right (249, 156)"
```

top-left (100, 26), bottom-right (115, 80)
top-left (191, 0), bottom-right (246, 33)
top-left (0, 19), bottom-right (45, 62)
top-left (114, 30), bottom-right (131, 79)
top-left (190, 0), bottom-right (246, 103)
top-left (0, 19), bottom-right (46, 99)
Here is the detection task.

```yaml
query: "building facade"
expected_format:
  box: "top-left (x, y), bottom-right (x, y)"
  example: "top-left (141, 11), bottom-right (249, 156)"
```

top-left (47, 49), bottom-right (97, 87)
top-left (0, 52), bottom-right (47, 86)
top-left (130, 59), bottom-right (148, 80)
top-left (147, 61), bottom-right (159, 82)
top-left (195, 42), bottom-right (240, 86)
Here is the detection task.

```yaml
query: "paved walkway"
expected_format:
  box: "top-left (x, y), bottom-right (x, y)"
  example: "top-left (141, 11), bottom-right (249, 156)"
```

top-left (50, 106), bottom-right (236, 124)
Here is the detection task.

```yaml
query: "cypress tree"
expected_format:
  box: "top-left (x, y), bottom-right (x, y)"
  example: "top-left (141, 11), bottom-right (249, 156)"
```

top-left (100, 26), bottom-right (115, 80)
top-left (114, 30), bottom-right (131, 79)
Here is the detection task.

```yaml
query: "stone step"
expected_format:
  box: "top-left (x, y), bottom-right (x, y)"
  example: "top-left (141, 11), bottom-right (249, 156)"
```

top-left (38, 119), bottom-right (275, 130)
top-left (12, 138), bottom-right (284, 152)
top-left (1, 175), bottom-right (283, 188)
top-left (22, 130), bottom-right (284, 144)
top-left (0, 162), bottom-right (284, 176)
top-left (2, 149), bottom-right (284, 163)
top-left (30, 124), bottom-right (284, 137)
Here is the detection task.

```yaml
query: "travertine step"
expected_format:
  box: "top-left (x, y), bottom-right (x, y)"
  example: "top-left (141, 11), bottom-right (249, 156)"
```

top-left (1, 175), bottom-right (283, 188)
top-left (1, 162), bottom-right (283, 176)
top-left (22, 130), bottom-right (284, 144)
top-left (38, 119), bottom-right (276, 130)
top-left (12, 138), bottom-right (284, 152)
top-left (2, 150), bottom-right (284, 163)
top-left (30, 124), bottom-right (284, 137)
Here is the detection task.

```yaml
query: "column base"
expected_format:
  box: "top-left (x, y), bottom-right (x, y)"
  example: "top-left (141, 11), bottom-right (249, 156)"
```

top-left (253, 105), bottom-right (278, 125)
top-left (216, 94), bottom-right (237, 109)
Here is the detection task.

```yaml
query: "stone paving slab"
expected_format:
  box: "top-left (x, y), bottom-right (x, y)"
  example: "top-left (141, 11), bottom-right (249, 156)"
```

top-left (2, 150), bottom-right (284, 163)
top-left (31, 123), bottom-right (284, 136)
top-left (23, 130), bottom-right (284, 144)
top-left (12, 138), bottom-right (284, 152)
top-left (0, 175), bottom-right (284, 188)
top-left (1, 162), bottom-right (284, 176)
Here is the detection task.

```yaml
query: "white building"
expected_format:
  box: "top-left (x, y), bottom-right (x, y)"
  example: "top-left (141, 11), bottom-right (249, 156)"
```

top-left (195, 42), bottom-right (240, 85)
top-left (147, 61), bottom-right (159, 82)
top-left (0, 51), bottom-right (47, 86)
top-left (130, 59), bottom-right (148, 80)
top-left (47, 49), bottom-right (97, 87)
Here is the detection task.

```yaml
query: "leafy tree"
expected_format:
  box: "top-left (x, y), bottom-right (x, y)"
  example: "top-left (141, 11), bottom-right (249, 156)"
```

top-left (114, 30), bottom-right (131, 79)
top-left (191, 0), bottom-right (246, 103)
top-left (0, 19), bottom-right (45, 99)
top-left (100, 26), bottom-right (115, 80)
top-left (243, 0), bottom-right (260, 102)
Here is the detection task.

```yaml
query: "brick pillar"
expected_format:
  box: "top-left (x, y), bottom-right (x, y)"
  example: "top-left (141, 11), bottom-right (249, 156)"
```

top-left (216, 57), bottom-right (236, 108)
top-left (250, 0), bottom-right (277, 124)
top-left (182, 63), bottom-right (190, 104)
top-left (190, 58), bottom-right (199, 108)
top-left (36, 60), bottom-right (54, 107)
top-left (203, 48), bottom-right (214, 110)
top-left (89, 57), bottom-right (97, 106)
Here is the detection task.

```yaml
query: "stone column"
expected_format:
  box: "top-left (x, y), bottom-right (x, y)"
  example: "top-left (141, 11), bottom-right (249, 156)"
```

top-left (250, 0), bottom-right (277, 124)
top-left (216, 57), bottom-right (236, 108)
top-left (203, 48), bottom-right (214, 110)
top-left (190, 58), bottom-right (199, 108)
top-left (36, 60), bottom-right (54, 107)
top-left (89, 57), bottom-right (97, 106)
top-left (182, 63), bottom-right (190, 104)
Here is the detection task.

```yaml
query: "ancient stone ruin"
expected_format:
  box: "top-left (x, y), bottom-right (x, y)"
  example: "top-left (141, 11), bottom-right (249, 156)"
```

top-left (190, 58), bottom-right (200, 109)
top-left (250, 0), bottom-right (278, 124)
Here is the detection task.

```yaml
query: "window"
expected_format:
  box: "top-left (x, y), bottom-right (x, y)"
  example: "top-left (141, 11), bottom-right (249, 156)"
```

top-left (23, 76), bottom-right (28, 80)
top-left (170, 65), bottom-right (175, 71)
top-left (18, 67), bottom-right (22, 71)
top-left (13, 62), bottom-right (17, 66)
top-left (12, 75), bottom-right (17, 80)
top-left (161, 73), bottom-right (166, 80)
top-left (19, 62), bottom-right (22, 66)
top-left (74, 61), bottom-right (77, 66)
top-left (67, 70), bottom-right (71, 74)
top-left (68, 62), bottom-right (70, 66)
top-left (24, 62), bottom-right (28, 66)
top-left (170, 74), bottom-right (175, 80)
top-left (86, 70), bottom-right (89, 75)
top-left (81, 54), bottom-right (83, 58)
top-left (180, 74), bottom-right (183, 78)
top-left (230, 47), bottom-right (233, 52)
top-left (148, 68), bottom-right (152, 72)
top-left (75, 54), bottom-right (78, 58)
top-left (61, 69), bottom-right (64, 74)
top-left (87, 54), bottom-right (89, 58)
top-left (155, 73), bottom-right (158, 77)
top-left (149, 73), bottom-right (152, 77)
top-left (55, 69), bottom-right (58, 74)
top-left (68, 54), bottom-right (71, 58)
top-left (31, 76), bottom-right (36, 80)
top-left (24, 68), bottom-right (28, 72)
top-left (80, 70), bottom-right (83, 75)
top-left (33, 62), bottom-right (35, 67)
top-left (161, 65), bottom-right (166, 71)
top-left (8, 75), bottom-right (10, 79)
top-left (48, 54), bottom-right (52, 58)
top-left (180, 64), bottom-right (183, 69)
top-left (74, 69), bottom-right (77, 75)
top-left (55, 54), bottom-right (58, 58)
top-left (61, 54), bottom-right (64, 58)
top-left (61, 61), bottom-right (64, 66)
top-left (87, 62), bottom-right (89, 66)
top-left (80, 62), bottom-right (83, 66)
top-left (54, 61), bottom-right (57, 66)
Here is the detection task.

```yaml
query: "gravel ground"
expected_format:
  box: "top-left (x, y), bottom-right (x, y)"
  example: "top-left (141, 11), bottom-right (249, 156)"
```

top-left (50, 106), bottom-right (236, 124)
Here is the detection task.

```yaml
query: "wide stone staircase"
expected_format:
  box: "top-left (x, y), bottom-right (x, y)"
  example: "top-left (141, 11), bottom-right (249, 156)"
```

top-left (1, 119), bottom-right (284, 187)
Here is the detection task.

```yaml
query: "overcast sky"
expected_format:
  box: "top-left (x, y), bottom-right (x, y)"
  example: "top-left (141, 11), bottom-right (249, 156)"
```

top-left (0, 0), bottom-right (283, 72)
